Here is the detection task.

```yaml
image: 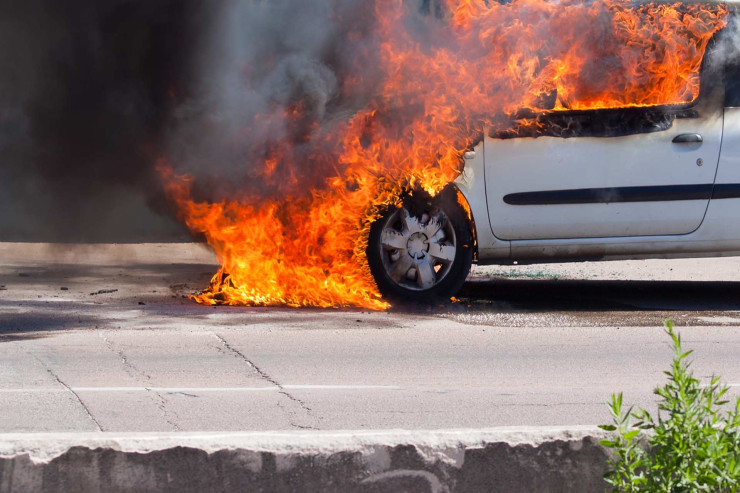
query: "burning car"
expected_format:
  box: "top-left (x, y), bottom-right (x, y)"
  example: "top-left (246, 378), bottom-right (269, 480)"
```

top-left (366, 7), bottom-right (740, 303)
top-left (163, 0), bottom-right (735, 309)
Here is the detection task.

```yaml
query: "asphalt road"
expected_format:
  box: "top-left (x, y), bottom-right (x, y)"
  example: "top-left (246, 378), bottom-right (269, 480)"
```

top-left (2, 243), bottom-right (740, 432)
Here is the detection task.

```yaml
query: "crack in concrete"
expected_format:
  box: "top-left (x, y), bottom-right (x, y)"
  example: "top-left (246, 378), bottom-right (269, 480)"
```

top-left (98, 332), bottom-right (181, 431)
top-left (99, 333), bottom-right (146, 381)
top-left (147, 392), bottom-right (183, 431)
top-left (50, 369), bottom-right (104, 432)
top-left (212, 333), bottom-right (317, 430)
top-left (23, 349), bottom-right (103, 432)
top-left (167, 391), bottom-right (198, 398)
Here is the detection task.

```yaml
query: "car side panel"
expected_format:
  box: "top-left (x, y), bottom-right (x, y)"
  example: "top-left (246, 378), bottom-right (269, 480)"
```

top-left (485, 92), bottom-right (724, 240)
top-left (501, 107), bottom-right (740, 263)
top-left (714, 107), bottom-right (740, 186)
top-left (454, 142), bottom-right (510, 261)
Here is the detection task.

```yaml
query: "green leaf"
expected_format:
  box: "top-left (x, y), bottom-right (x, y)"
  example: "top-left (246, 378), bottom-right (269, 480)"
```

top-left (624, 430), bottom-right (640, 441)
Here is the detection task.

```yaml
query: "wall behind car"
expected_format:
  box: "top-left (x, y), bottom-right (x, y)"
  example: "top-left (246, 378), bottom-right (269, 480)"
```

top-left (0, 0), bottom-right (207, 242)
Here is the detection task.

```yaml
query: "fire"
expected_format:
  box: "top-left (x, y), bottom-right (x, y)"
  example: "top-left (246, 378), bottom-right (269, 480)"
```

top-left (161, 0), bottom-right (727, 309)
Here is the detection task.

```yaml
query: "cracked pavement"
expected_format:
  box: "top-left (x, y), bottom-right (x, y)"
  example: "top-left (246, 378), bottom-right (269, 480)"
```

top-left (2, 242), bottom-right (740, 432)
top-left (212, 332), bottom-right (317, 429)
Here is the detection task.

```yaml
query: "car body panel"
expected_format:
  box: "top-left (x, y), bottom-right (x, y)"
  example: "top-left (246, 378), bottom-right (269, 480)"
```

top-left (484, 89), bottom-right (724, 240)
top-left (715, 106), bottom-right (740, 184)
top-left (451, 15), bottom-right (740, 267)
top-left (453, 143), bottom-right (511, 261)
top-left (462, 101), bottom-right (740, 265)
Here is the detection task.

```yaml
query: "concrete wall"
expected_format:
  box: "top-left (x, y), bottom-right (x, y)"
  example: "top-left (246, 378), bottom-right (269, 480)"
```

top-left (0, 428), bottom-right (611, 493)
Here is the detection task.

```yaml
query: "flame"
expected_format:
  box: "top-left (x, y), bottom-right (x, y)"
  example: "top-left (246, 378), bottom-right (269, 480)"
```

top-left (162, 0), bottom-right (727, 309)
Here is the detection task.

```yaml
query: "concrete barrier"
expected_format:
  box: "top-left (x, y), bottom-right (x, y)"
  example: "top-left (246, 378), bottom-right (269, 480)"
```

top-left (0, 427), bottom-right (611, 493)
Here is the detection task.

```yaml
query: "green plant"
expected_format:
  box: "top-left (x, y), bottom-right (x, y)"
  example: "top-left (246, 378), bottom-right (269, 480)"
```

top-left (600, 320), bottom-right (740, 492)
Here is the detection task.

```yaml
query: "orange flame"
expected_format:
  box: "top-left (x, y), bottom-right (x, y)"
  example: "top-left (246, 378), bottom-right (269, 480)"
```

top-left (162, 0), bottom-right (727, 309)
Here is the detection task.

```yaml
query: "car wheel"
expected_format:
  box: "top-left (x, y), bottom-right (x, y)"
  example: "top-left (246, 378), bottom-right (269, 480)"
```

top-left (367, 193), bottom-right (473, 304)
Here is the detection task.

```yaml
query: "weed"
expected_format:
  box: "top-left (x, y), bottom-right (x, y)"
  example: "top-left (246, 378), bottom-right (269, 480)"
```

top-left (600, 320), bottom-right (740, 492)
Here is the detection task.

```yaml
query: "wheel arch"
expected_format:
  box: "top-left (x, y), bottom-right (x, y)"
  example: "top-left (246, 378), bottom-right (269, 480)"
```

top-left (438, 183), bottom-right (479, 263)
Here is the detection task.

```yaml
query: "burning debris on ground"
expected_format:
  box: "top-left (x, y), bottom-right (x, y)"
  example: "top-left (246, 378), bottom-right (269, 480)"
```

top-left (89, 289), bottom-right (119, 296)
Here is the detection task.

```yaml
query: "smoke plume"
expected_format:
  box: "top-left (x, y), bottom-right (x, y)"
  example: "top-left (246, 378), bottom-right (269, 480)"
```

top-left (0, 0), bottom-right (211, 242)
top-left (1, 0), bottom-right (735, 270)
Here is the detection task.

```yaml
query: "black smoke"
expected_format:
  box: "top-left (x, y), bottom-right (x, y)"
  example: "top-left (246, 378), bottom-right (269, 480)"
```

top-left (0, 0), bottom-right (213, 242)
top-left (0, 0), bottom-right (446, 243)
top-left (0, 0), bottom-right (426, 242)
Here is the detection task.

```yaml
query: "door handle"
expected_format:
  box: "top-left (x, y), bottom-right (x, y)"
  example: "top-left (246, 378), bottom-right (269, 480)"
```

top-left (672, 133), bottom-right (703, 143)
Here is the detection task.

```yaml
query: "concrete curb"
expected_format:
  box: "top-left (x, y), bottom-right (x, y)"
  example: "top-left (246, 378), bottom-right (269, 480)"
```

top-left (0, 427), bottom-right (612, 492)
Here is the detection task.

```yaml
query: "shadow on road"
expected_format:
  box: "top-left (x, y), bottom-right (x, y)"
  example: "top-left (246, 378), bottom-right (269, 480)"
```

top-left (454, 278), bottom-right (740, 312)
top-left (3, 260), bottom-right (740, 337)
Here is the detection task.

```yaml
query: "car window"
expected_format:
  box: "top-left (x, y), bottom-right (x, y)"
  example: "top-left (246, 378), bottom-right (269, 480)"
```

top-left (490, 54), bottom-right (711, 140)
top-left (491, 106), bottom-right (697, 140)
top-left (725, 62), bottom-right (740, 107)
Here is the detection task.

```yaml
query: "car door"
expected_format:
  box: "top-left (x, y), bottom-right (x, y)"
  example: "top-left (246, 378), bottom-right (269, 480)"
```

top-left (484, 88), bottom-right (724, 240)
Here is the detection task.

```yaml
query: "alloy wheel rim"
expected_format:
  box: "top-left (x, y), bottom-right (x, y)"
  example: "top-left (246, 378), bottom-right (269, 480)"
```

top-left (378, 206), bottom-right (457, 292)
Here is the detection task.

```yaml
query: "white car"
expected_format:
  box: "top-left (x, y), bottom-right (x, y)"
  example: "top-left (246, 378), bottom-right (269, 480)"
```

top-left (366, 28), bottom-right (740, 303)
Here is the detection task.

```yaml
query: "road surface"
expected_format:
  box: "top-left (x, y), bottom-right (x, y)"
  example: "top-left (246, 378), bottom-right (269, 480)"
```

top-left (1, 243), bottom-right (740, 432)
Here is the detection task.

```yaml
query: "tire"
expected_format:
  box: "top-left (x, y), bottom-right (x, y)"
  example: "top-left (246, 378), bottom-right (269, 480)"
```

top-left (367, 191), bottom-right (474, 304)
